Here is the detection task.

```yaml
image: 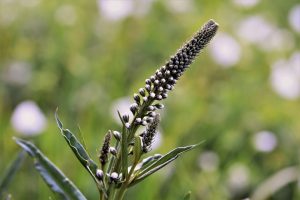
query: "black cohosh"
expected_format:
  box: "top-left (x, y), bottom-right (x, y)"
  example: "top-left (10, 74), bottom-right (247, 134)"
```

top-left (127, 20), bottom-right (218, 134)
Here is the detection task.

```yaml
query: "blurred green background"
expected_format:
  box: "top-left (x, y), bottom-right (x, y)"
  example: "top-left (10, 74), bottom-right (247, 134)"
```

top-left (1, 0), bottom-right (300, 199)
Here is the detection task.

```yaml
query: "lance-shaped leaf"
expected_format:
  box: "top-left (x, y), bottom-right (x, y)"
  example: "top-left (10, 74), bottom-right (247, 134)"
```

top-left (14, 138), bottom-right (86, 200)
top-left (133, 136), bottom-right (143, 165)
top-left (130, 143), bottom-right (202, 186)
top-left (55, 112), bottom-right (99, 186)
top-left (133, 154), bottom-right (162, 174)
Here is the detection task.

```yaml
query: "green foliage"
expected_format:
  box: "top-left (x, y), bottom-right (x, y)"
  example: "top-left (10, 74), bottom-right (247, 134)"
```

top-left (14, 138), bottom-right (87, 200)
top-left (130, 143), bottom-right (202, 187)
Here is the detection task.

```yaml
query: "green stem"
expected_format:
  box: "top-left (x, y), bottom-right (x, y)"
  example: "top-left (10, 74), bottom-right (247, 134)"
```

top-left (115, 185), bottom-right (127, 200)
top-left (121, 125), bottom-right (128, 179)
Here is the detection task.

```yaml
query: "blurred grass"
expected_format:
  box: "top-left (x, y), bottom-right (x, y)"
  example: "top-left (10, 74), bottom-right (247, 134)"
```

top-left (1, 0), bottom-right (300, 199)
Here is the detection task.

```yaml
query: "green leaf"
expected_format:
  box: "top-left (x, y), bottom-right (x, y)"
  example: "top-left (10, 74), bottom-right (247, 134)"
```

top-left (133, 154), bottom-right (162, 174)
top-left (14, 138), bottom-right (86, 200)
top-left (133, 136), bottom-right (142, 165)
top-left (130, 143), bottom-right (202, 186)
top-left (54, 112), bottom-right (101, 190)
top-left (0, 151), bottom-right (26, 198)
top-left (117, 110), bottom-right (128, 179)
top-left (183, 191), bottom-right (191, 200)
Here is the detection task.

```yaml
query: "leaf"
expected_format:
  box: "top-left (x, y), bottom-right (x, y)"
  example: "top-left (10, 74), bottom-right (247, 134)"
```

top-left (14, 138), bottom-right (86, 200)
top-left (133, 154), bottom-right (162, 173)
top-left (117, 110), bottom-right (128, 179)
top-left (133, 136), bottom-right (142, 165)
top-left (76, 125), bottom-right (87, 150)
top-left (54, 112), bottom-right (101, 190)
top-left (0, 151), bottom-right (26, 198)
top-left (183, 191), bottom-right (191, 200)
top-left (130, 142), bottom-right (202, 186)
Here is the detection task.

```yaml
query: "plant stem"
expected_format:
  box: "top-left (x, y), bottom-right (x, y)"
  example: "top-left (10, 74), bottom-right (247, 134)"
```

top-left (115, 185), bottom-right (127, 200)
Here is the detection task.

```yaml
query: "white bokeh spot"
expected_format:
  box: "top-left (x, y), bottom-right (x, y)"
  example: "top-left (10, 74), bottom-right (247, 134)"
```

top-left (232, 0), bottom-right (260, 8)
top-left (228, 163), bottom-right (250, 190)
top-left (98, 0), bottom-right (134, 21)
top-left (252, 131), bottom-right (278, 152)
top-left (209, 32), bottom-right (241, 68)
top-left (198, 151), bottom-right (219, 172)
top-left (289, 5), bottom-right (300, 33)
top-left (110, 97), bottom-right (133, 124)
top-left (270, 53), bottom-right (300, 100)
top-left (11, 101), bottom-right (47, 136)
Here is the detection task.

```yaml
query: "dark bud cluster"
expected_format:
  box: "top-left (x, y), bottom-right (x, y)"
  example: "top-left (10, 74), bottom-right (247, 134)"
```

top-left (99, 131), bottom-right (111, 166)
top-left (130, 20), bottom-right (218, 127)
top-left (142, 114), bottom-right (160, 153)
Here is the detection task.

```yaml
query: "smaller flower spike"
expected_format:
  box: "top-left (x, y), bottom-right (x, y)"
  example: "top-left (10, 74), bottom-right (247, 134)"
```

top-left (142, 114), bottom-right (160, 153)
top-left (99, 131), bottom-right (111, 167)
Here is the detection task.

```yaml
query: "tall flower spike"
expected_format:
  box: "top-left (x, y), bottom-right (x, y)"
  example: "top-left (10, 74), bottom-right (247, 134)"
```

top-left (142, 114), bottom-right (160, 153)
top-left (127, 20), bottom-right (218, 141)
top-left (133, 20), bottom-right (217, 109)
top-left (99, 131), bottom-right (111, 167)
top-left (148, 19), bottom-right (218, 100)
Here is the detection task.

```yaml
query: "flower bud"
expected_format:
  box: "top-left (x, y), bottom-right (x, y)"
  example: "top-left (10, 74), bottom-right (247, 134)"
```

top-left (109, 147), bottom-right (117, 156)
top-left (125, 122), bottom-right (130, 129)
top-left (148, 112), bottom-right (156, 117)
top-left (130, 103), bottom-right (138, 115)
top-left (150, 76), bottom-right (156, 82)
top-left (141, 120), bottom-right (148, 126)
top-left (143, 96), bottom-right (148, 102)
top-left (96, 169), bottom-right (104, 181)
top-left (139, 88), bottom-right (146, 96)
top-left (147, 106), bottom-right (155, 111)
top-left (154, 103), bottom-right (164, 109)
top-left (133, 93), bottom-right (140, 105)
top-left (110, 172), bottom-right (119, 182)
top-left (122, 115), bottom-right (129, 123)
top-left (146, 117), bottom-right (153, 123)
top-left (113, 131), bottom-right (121, 141)
top-left (149, 92), bottom-right (155, 99)
top-left (156, 95), bottom-right (162, 100)
top-left (145, 79), bottom-right (151, 85)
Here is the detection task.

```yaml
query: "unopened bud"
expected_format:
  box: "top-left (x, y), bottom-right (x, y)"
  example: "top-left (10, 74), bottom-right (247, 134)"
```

top-left (135, 118), bottom-right (142, 124)
top-left (149, 92), bottom-right (155, 98)
top-left (113, 131), bottom-right (121, 141)
top-left (133, 93), bottom-right (140, 105)
top-left (109, 147), bottom-right (117, 156)
top-left (139, 88), bottom-right (146, 96)
top-left (96, 169), bottom-right (104, 181)
top-left (154, 103), bottom-right (164, 109)
top-left (130, 103), bottom-right (138, 115)
top-left (110, 172), bottom-right (119, 181)
top-left (125, 122), bottom-right (130, 129)
top-left (122, 114), bottom-right (129, 123)
top-left (145, 84), bottom-right (151, 92)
